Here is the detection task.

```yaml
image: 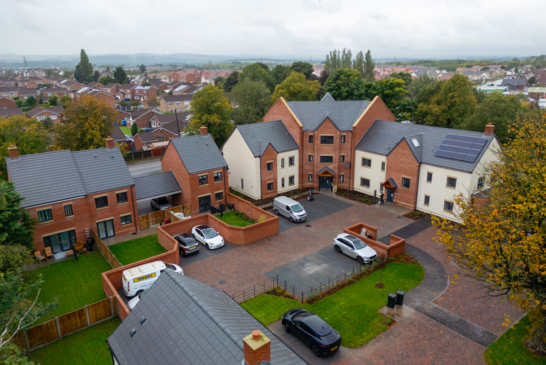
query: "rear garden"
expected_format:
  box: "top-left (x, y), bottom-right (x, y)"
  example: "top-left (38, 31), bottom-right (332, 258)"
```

top-left (214, 210), bottom-right (258, 227)
top-left (108, 234), bottom-right (167, 265)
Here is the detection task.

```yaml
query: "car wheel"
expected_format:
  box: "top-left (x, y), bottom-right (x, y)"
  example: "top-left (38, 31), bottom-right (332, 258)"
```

top-left (206, 242), bottom-right (210, 249)
top-left (285, 322), bottom-right (291, 333)
top-left (275, 209), bottom-right (279, 215)
top-left (311, 345), bottom-right (320, 357)
top-left (335, 245), bottom-right (341, 253)
top-left (136, 290), bottom-right (143, 298)
top-left (357, 256), bottom-right (364, 265)
top-left (290, 217), bottom-right (294, 223)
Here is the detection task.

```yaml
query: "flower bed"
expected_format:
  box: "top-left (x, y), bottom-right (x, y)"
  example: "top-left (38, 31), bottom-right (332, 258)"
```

top-left (336, 188), bottom-right (375, 205)
top-left (229, 187), bottom-right (313, 206)
top-left (403, 210), bottom-right (429, 220)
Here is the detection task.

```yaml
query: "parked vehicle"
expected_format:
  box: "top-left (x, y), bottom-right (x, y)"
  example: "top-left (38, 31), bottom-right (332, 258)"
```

top-left (191, 225), bottom-right (224, 249)
top-left (122, 261), bottom-right (184, 297)
top-left (128, 290), bottom-right (145, 310)
top-left (273, 196), bottom-right (307, 223)
top-left (282, 309), bottom-right (341, 357)
top-left (333, 233), bottom-right (378, 264)
top-left (151, 197), bottom-right (173, 211)
top-left (174, 233), bottom-right (200, 256)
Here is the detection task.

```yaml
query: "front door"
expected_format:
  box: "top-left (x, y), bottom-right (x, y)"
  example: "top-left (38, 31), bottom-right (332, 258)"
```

top-left (199, 195), bottom-right (211, 213)
top-left (97, 219), bottom-right (115, 240)
top-left (319, 176), bottom-right (332, 190)
top-left (387, 188), bottom-right (394, 203)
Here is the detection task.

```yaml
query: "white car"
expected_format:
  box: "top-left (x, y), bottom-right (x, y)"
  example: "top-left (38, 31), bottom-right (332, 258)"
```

top-left (191, 225), bottom-right (225, 249)
top-left (333, 233), bottom-right (378, 264)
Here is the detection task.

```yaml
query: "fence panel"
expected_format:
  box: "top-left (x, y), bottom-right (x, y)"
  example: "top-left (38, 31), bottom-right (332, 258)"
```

top-left (91, 228), bottom-right (122, 269)
top-left (88, 298), bottom-right (114, 324)
top-left (139, 214), bottom-right (150, 230)
top-left (58, 308), bottom-right (88, 336)
top-left (25, 319), bottom-right (59, 350)
top-left (167, 205), bottom-right (181, 214)
top-left (182, 204), bottom-right (191, 217)
top-left (11, 332), bottom-right (27, 350)
top-left (150, 210), bottom-right (166, 225)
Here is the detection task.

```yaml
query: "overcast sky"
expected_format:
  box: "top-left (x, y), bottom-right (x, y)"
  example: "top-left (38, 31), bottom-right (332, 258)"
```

top-left (1, 0), bottom-right (544, 59)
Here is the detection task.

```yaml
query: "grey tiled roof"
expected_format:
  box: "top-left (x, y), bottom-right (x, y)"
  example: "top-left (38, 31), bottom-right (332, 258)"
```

top-left (355, 120), bottom-right (496, 173)
top-left (0, 109), bottom-right (24, 118)
top-left (134, 171), bottom-right (181, 200)
top-left (108, 271), bottom-right (306, 365)
top-left (112, 126), bottom-right (128, 142)
top-left (163, 94), bottom-right (192, 102)
top-left (135, 132), bottom-right (157, 143)
top-left (170, 134), bottom-right (227, 174)
top-left (286, 96), bottom-right (372, 131)
top-left (235, 120), bottom-right (299, 156)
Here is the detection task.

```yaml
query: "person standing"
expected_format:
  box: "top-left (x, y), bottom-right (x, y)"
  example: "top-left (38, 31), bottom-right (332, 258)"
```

top-left (380, 192), bottom-right (384, 205)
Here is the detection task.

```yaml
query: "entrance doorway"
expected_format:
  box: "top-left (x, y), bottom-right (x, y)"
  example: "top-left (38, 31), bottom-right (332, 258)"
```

top-left (97, 219), bottom-right (115, 240)
top-left (44, 230), bottom-right (77, 253)
top-left (387, 188), bottom-right (394, 203)
top-left (318, 168), bottom-right (335, 191)
top-left (199, 195), bottom-right (211, 213)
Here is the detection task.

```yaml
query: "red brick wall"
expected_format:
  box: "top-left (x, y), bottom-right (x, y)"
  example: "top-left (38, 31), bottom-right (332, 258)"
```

top-left (344, 223), bottom-right (405, 258)
top-left (385, 139), bottom-right (420, 210)
top-left (94, 93), bottom-right (116, 109)
top-left (135, 113), bottom-right (153, 129)
top-left (260, 144), bottom-right (278, 199)
top-left (134, 135), bottom-right (145, 151)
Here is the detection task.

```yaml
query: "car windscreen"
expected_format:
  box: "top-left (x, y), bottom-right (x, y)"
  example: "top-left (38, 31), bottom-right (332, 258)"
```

top-left (157, 197), bottom-right (169, 205)
top-left (291, 203), bottom-right (304, 213)
top-left (347, 236), bottom-right (367, 249)
top-left (165, 263), bottom-right (177, 271)
top-left (202, 228), bottom-right (218, 239)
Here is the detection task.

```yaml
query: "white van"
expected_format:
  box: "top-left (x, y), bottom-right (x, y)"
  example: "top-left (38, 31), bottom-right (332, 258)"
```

top-left (273, 196), bottom-right (307, 223)
top-left (122, 261), bottom-right (183, 297)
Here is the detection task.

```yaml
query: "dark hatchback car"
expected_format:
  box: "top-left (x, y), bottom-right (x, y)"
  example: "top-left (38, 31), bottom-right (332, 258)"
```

top-left (282, 309), bottom-right (341, 357)
top-left (151, 197), bottom-right (173, 211)
top-left (173, 233), bottom-right (200, 256)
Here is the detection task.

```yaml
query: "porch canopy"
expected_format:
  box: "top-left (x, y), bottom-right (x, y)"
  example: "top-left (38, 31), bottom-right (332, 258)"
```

top-left (134, 171), bottom-right (181, 201)
top-left (382, 177), bottom-right (398, 190)
top-left (318, 166), bottom-right (335, 177)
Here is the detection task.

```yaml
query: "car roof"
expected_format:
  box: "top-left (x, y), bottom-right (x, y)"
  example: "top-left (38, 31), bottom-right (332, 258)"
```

top-left (301, 314), bottom-right (332, 336)
top-left (178, 233), bottom-right (192, 238)
top-left (195, 225), bottom-right (210, 230)
top-left (274, 196), bottom-right (299, 205)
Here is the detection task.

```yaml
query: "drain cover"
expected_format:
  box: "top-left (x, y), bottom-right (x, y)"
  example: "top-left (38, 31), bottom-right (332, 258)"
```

top-left (397, 216), bottom-right (403, 219)
top-left (219, 280), bottom-right (226, 285)
top-left (306, 224), bottom-right (312, 227)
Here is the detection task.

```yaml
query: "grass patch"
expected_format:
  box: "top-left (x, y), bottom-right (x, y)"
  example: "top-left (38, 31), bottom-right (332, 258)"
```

top-left (36, 252), bottom-right (112, 321)
top-left (241, 262), bottom-right (424, 348)
top-left (215, 211), bottom-right (256, 227)
top-left (119, 126), bottom-right (132, 135)
top-left (30, 317), bottom-right (121, 365)
top-left (109, 234), bottom-right (167, 265)
top-left (485, 314), bottom-right (546, 364)
top-left (336, 188), bottom-right (375, 205)
top-left (403, 210), bottom-right (429, 220)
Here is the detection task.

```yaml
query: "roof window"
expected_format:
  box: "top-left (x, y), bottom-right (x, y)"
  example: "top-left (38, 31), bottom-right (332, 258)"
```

top-left (411, 138), bottom-right (420, 147)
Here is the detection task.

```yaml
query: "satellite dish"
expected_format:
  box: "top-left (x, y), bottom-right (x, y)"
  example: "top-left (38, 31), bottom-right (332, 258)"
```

top-left (345, 162), bottom-right (350, 168)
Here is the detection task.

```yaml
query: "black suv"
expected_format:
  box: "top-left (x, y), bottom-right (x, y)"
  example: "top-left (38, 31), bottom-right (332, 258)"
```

top-left (173, 233), bottom-right (200, 256)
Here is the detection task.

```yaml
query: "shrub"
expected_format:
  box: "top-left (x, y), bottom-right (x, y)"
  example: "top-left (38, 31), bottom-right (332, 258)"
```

top-left (240, 213), bottom-right (246, 219)
top-left (258, 214), bottom-right (266, 223)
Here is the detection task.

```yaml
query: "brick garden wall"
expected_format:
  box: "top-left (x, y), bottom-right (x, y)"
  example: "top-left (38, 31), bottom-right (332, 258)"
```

top-left (344, 222), bottom-right (405, 258)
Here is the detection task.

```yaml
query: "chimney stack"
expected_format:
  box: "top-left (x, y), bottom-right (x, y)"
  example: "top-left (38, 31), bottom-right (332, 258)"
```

top-left (243, 330), bottom-right (271, 365)
top-left (8, 145), bottom-right (18, 159)
top-left (106, 136), bottom-right (114, 148)
top-left (484, 123), bottom-right (495, 135)
top-left (200, 125), bottom-right (208, 136)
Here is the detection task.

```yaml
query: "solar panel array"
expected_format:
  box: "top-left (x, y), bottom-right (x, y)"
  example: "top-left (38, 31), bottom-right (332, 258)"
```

top-left (434, 134), bottom-right (487, 163)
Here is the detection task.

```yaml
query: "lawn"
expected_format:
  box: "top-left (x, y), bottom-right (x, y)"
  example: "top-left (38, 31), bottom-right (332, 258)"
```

top-left (485, 314), bottom-right (546, 364)
top-left (36, 252), bottom-right (112, 321)
top-left (241, 262), bottom-right (424, 348)
top-left (119, 126), bottom-right (132, 135)
top-left (30, 317), bottom-right (121, 365)
top-left (215, 211), bottom-right (256, 227)
top-left (109, 234), bottom-right (167, 265)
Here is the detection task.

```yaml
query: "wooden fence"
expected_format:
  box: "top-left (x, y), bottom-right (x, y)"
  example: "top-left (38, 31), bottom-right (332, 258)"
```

top-left (92, 228), bottom-right (123, 269)
top-left (13, 297), bottom-right (117, 352)
top-left (138, 205), bottom-right (189, 229)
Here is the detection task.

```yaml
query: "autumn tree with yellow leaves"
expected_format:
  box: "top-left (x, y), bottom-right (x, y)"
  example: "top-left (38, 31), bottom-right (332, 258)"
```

top-left (433, 112), bottom-right (546, 354)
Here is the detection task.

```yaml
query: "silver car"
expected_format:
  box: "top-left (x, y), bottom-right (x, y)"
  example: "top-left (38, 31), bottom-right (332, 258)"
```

top-left (333, 233), bottom-right (378, 264)
top-left (151, 197), bottom-right (172, 211)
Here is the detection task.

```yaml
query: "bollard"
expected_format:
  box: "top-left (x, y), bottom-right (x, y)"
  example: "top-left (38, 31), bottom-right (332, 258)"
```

top-left (387, 293), bottom-right (396, 308)
top-left (396, 290), bottom-right (405, 306)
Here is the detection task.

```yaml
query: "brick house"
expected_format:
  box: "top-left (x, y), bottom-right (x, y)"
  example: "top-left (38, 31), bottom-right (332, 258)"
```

top-left (60, 79), bottom-right (86, 91)
top-left (118, 84), bottom-right (137, 100)
top-left (159, 95), bottom-right (192, 112)
top-left (103, 83), bottom-right (119, 94)
top-left (134, 86), bottom-right (157, 103)
top-left (151, 113), bottom-right (191, 141)
top-left (26, 106), bottom-right (64, 122)
top-left (150, 111), bottom-right (191, 129)
top-left (41, 87), bottom-right (70, 102)
top-left (18, 88), bottom-right (41, 102)
top-left (161, 127), bottom-right (229, 214)
top-left (173, 84), bottom-right (200, 96)
top-left (0, 87), bottom-right (20, 98)
top-left (5, 138), bottom-right (138, 254)
top-left (0, 97), bottom-right (17, 109)
top-left (129, 109), bottom-right (159, 129)
top-left (149, 79), bottom-right (168, 91)
top-left (133, 132), bottom-right (158, 151)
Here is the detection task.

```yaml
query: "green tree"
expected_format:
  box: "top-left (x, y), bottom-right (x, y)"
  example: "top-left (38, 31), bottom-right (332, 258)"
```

top-left (113, 67), bottom-right (129, 84)
top-left (397, 98), bottom-right (419, 121)
top-left (353, 51), bottom-right (364, 76)
top-left (214, 76), bottom-right (226, 89)
top-left (341, 48), bottom-right (352, 68)
top-left (0, 181), bottom-right (37, 248)
top-left (270, 72), bottom-right (321, 104)
top-left (224, 71), bottom-right (239, 93)
top-left (23, 96), bottom-right (36, 107)
top-left (409, 74), bottom-right (440, 105)
top-left (390, 72), bottom-right (412, 88)
top-left (414, 74), bottom-right (477, 128)
top-left (363, 50), bottom-right (375, 82)
top-left (271, 65), bottom-right (290, 86)
top-left (230, 79), bottom-right (271, 125)
top-left (55, 95), bottom-right (117, 151)
top-left (42, 117), bottom-right (53, 130)
top-left (186, 84), bottom-right (234, 147)
top-left (48, 94), bottom-right (58, 106)
top-left (93, 70), bottom-right (100, 82)
top-left (85, 74), bottom-right (95, 83)
top-left (529, 76), bottom-right (537, 85)
top-left (79, 49), bottom-right (93, 81)
top-left (289, 62), bottom-right (314, 79)
top-left (74, 65), bottom-right (83, 82)
top-left (323, 69), bottom-right (366, 100)
top-left (131, 121), bottom-right (138, 136)
top-left (364, 77), bottom-right (408, 112)
top-left (141, 81), bottom-right (151, 86)
top-left (98, 75), bottom-right (113, 85)
top-left (59, 95), bottom-right (72, 107)
top-left (238, 63), bottom-right (274, 92)
top-left (139, 64), bottom-right (146, 73)
top-left (14, 100), bottom-right (22, 108)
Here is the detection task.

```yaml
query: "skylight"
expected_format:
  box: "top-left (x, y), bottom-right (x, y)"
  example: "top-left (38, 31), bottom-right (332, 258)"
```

top-left (411, 139), bottom-right (420, 147)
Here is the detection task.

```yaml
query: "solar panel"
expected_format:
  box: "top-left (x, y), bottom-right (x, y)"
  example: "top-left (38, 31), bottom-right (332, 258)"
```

top-left (434, 134), bottom-right (488, 163)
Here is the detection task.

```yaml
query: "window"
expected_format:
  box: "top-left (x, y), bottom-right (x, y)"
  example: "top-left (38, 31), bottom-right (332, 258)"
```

top-left (38, 209), bottom-right (53, 222)
top-left (309, 135), bottom-right (313, 143)
top-left (320, 135), bottom-right (334, 144)
top-left (308, 154), bottom-right (313, 162)
top-left (340, 155), bottom-right (345, 162)
top-left (477, 176), bottom-right (485, 189)
top-left (381, 162), bottom-right (386, 171)
top-left (199, 175), bottom-right (208, 185)
top-left (380, 184), bottom-right (384, 192)
top-left (411, 138), bottom-right (420, 147)
top-left (339, 174), bottom-right (344, 182)
top-left (241, 179), bottom-right (244, 189)
top-left (427, 172), bottom-right (433, 183)
top-left (289, 176), bottom-right (295, 185)
top-left (402, 177), bottom-right (411, 189)
top-left (444, 200), bottom-right (454, 212)
top-left (308, 173), bottom-right (313, 182)
top-left (360, 178), bottom-right (370, 188)
top-left (281, 158), bottom-right (285, 168)
top-left (424, 195), bottom-right (430, 206)
top-left (64, 204), bottom-right (73, 217)
top-left (266, 162), bottom-right (273, 171)
top-left (214, 172), bottom-right (222, 182)
top-left (95, 196), bottom-right (108, 209)
top-left (215, 191), bottom-right (223, 201)
top-left (120, 215), bottom-right (132, 226)
top-left (320, 156), bottom-right (333, 163)
top-left (168, 102), bottom-right (172, 106)
top-left (341, 135), bottom-right (346, 144)
top-left (282, 178), bottom-right (285, 188)
top-left (117, 192), bottom-right (128, 204)
top-left (175, 102), bottom-right (181, 106)
top-left (446, 177), bottom-right (457, 188)
top-left (362, 158), bottom-right (371, 167)
top-left (267, 182), bottom-right (273, 192)
top-left (289, 157), bottom-right (295, 166)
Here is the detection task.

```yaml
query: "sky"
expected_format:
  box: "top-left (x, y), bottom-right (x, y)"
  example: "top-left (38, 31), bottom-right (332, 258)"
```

top-left (1, 0), bottom-right (544, 60)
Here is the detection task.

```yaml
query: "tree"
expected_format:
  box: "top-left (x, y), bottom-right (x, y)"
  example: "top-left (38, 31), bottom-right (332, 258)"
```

top-left (78, 49), bottom-right (93, 81)
top-left (390, 72), bottom-right (412, 88)
top-left (59, 95), bottom-right (72, 107)
top-left (14, 100), bottom-right (22, 108)
top-left (364, 77), bottom-right (408, 112)
top-left (224, 71), bottom-right (239, 93)
top-left (341, 48), bottom-right (352, 68)
top-left (23, 96), bottom-right (36, 107)
top-left (131, 121), bottom-right (138, 136)
top-left (270, 72), bottom-right (320, 104)
top-left (363, 50), bottom-right (375, 82)
top-left (113, 67), bottom-right (129, 84)
top-left (529, 76), bottom-right (537, 85)
top-left (433, 113), bottom-right (546, 354)
top-left (141, 81), bottom-right (151, 86)
top-left (93, 70), bottom-right (100, 82)
top-left (353, 51), bottom-right (364, 76)
top-left (289, 62), bottom-right (314, 79)
top-left (323, 69), bottom-right (366, 100)
top-left (0, 181), bottom-right (37, 248)
top-left (48, 95), bottom-right (58, 106)
top-left (238, 63), bottom-right (274, 92)
top-left (98, 75), bottom-right (113, 85)
top-left (85, 74), bottom-right (95, 83)
top-left (413, 74), bottom-right (477, 128)
top-left (186, 84), bottom-right (234, 147)
top-left (318, 70), bottom-right (329, 86)
top-left (74, 65), bottom-right (83, 83)
top-left (256, 62), bottom-right (269, 72)
top-left (231, 79), bottom-right (271, 125)
top-left (409, 74), bottom-right (440, 105)
top-left (55, 95), bottom-right (117, 151)
top-left (214, 76), bottom-right (226, 89)
top-left (271, 65), bottom-right (290, 86)
top-left (139, 64), bottom-right (146, 73)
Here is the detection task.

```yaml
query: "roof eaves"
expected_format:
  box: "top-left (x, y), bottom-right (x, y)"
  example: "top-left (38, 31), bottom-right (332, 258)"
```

top-left (280, 97), bottom-right (302, 128)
